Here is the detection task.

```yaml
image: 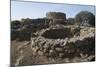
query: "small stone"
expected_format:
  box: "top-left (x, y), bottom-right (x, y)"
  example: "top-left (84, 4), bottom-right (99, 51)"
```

top-left (64, 58), bottom-right (70, 62)
top-left (55, 48), bottom-right (63, 52)
top-left (59, 53), bottom-right (65, 58)
top-left (43, 44), bottom-right (48, 49)
top-left (38, 51), bottom-right (43, 56)
top-left (32, 46), bottom-right (39, 53)
top-left (67, 50), bottom-right (74, 53)
top-left (49, 50), bottom-right (53, 53)
top-left (43, 49), bottom-right (47, 53)
top-left (32, 48), bottom-right (37, 53)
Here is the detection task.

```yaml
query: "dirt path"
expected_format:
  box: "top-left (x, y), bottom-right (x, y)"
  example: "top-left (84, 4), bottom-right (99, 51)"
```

top-left (11, 41), bottom-right (51, 66)
top-left (11, 41), bottom-right (34, 66)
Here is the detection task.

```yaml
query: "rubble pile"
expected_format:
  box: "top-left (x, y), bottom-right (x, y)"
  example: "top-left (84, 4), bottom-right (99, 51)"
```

top-left (31, 25), bottom-right (95, 61)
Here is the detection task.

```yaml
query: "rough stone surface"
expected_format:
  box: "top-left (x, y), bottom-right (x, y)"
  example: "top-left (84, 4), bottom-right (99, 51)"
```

top-left (31, 25), bottom-right (95, 59)
top-left (46, 12), bottom-right (66, 20)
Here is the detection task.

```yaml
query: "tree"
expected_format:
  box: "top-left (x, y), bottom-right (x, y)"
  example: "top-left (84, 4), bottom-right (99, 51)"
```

top-left (11, 20), bottom-right (21, 40)
top-left (11, 20), bottom-right (21, 29)
top-left (67, 18), bottom-right (75, 25)
top-left (75, 11), bottom-right (95, 26)
top-left (21, 18), bottom-right (33, 26)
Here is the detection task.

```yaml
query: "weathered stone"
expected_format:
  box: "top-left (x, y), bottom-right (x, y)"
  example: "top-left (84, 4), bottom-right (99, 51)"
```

top-left (38, 51), bottom-right (43, 56)
top-left (46, 12), bottom-right (66, 20)
top-left (41, 28), bottom-right (73, 39)
top-left (31, 25), bottom-right (95, 59)
top-left (49, 50), bottom-right (54, 53)
top-left (55, 48), bottom-right (63, 52)
top-left (59, 53), bottom-right (65, 58)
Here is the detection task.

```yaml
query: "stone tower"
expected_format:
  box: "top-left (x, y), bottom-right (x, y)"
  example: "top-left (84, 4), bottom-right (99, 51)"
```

top-left (46, 12), bottom-right (66, 25)
top-left (46, 12), bottom-right (66, 20)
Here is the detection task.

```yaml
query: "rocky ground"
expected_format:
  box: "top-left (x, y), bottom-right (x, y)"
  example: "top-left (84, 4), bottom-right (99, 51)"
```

top-left (11, 25), bottom-right (95, 67)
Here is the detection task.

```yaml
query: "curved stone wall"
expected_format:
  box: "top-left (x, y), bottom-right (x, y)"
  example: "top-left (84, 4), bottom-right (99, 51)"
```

top-left (41, 28), bottom-right (73, 39)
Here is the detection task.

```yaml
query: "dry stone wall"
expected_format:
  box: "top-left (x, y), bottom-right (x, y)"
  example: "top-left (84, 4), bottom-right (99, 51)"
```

top-left (31, 26), bottom-right (95, 59)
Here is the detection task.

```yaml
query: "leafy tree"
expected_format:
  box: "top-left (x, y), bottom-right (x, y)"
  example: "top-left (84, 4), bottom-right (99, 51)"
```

top-left (75, 11), bottom-right (95, 26)
top-left (11, 20), bottom-right (21, 29)
top-left (21, 18), bottom-right (33, 26)
top-left (67, 18), bottom-right (75, 25)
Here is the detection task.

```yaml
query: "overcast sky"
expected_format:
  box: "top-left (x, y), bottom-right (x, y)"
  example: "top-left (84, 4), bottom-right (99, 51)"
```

top-left (11, 1), bottom-right (95, 20)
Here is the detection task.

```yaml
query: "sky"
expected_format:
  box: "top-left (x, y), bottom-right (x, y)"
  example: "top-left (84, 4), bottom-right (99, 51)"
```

top-left (11, 1), bottom-right (95, 20)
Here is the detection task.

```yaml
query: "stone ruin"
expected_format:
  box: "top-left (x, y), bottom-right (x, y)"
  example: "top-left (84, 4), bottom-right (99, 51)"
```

top-left (41, 28), bottom-right (73, 39)
top-left (11, 12), bottom-right (67, 41)
top-left (30, 12), bottom-right (95, 62)
top-left (11, 12), bottom-right (95, 66)
top-left (46, 12), bottom-right (66, 20)
top-left (46, 12), bottom-right (67, 25)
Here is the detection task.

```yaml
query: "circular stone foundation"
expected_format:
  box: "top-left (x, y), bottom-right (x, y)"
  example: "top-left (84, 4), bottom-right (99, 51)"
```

top-left (41, 28), bottom-right (73, 39)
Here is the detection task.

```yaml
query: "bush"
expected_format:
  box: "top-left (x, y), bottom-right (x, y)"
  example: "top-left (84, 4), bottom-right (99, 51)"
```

top-left (75, 11), bottom-right (95, 26)
top-left (11, 20), bottom-right (21, 29)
